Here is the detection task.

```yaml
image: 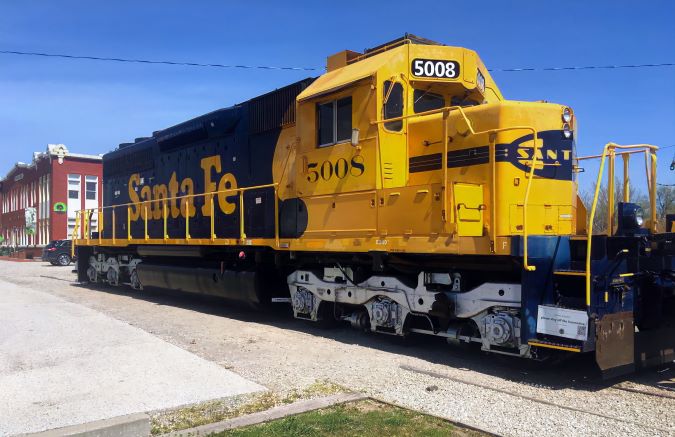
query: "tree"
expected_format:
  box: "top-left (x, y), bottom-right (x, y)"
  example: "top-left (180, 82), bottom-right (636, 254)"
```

top-left (581, 180), bottom-right (649, 234)
top-left (656, 185), bottom-right (675, 230)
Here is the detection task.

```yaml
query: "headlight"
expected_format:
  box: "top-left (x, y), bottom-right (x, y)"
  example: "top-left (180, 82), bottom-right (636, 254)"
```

top-left (635, 208), bottom-right (644, 227)
top-left (618, 202), bottom-right (646, 235)
top-left (562, 107), bottom-right (572, 123)
top-left (563, 123), bottom-right (572, 138)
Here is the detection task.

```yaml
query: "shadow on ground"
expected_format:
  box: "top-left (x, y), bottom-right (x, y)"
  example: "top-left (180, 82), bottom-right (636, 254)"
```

top-left (62, 275), bottom-right (673, 395)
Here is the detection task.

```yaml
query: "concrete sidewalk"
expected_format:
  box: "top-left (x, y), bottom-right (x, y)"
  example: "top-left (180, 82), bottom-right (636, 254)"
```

top-left (0, 278), bottom-right (264, 436)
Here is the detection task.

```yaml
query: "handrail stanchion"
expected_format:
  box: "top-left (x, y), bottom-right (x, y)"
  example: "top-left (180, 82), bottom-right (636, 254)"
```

top-left (521, 129), bottom-right (540, 272)
top-left (144, 204), bottom-right (149, 240)
top-left (98, 209), bottom-right (103, 244)
top-left (442, 109), bottom-right (449, 222)
top-left (85, 210), bottom-right (90, 243)
top-left (239, 189), bottom-right (246, 241)
top-left (650, 150), bottom-right (657, 233)
top-left (644, 149), bottom-right (651, 189)
top-left (163, 200), bottom-right (168, 241)
top-left (607, 149), bottom-right (615, 235)
top-left (71, 211), bottom-right (78, 258)
top-left (489, 133), bottom-right (497, 251)
top-left (112, 207), bottom-right (116, 244)
top-left (239, 189), bottom-right (246, 243)
top-left (274, 185), bottom-right (280, 247)
top-left (210, 196), bottom-right (216, 241)
top-left (185, 201), bottom-right (190, 241)
top-left (622, 153), bottom-right (630, 202)
top-left (80, 208), bottom-right (85, 240)
top-left (127, 206), bottom-right (131, 240)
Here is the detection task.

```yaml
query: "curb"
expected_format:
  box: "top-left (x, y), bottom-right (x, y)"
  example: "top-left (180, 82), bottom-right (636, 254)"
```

top-left (161, 392), bottom-right (366, 436)
top-left (0, 256), bottom-right (39, 263)
top-left (19, 413), bottom-right (150, 437)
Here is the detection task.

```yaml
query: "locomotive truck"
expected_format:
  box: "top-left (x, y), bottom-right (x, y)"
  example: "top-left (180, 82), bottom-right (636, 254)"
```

top-left (73, 35), bottom-right (674, 377)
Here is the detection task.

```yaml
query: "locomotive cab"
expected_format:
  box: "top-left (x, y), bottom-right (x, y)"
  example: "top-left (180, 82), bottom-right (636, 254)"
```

top-left (290, 34), bottom-right (578, 255)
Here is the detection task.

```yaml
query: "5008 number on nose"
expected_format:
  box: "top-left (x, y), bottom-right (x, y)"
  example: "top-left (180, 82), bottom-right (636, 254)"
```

top-left (411, 59), bottom-right (460, 79)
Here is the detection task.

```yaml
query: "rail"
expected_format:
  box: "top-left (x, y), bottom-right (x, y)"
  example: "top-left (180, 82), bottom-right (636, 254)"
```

top-left (578, 143), bottom-right (658, 307)
top-left (72, 182), bottom-right (280, 251)
top-left (372, 106), bottom-right (540, 271)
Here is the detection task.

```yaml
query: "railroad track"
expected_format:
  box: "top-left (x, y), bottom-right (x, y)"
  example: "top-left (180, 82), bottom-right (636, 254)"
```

top-left (401, 364), bottom-right (674, 434)
top-left (609, 381), bottom-right (675, 400)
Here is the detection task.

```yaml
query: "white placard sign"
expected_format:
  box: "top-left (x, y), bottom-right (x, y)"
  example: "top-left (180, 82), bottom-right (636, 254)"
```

top-left (536, 305), bottom-right (589, 341)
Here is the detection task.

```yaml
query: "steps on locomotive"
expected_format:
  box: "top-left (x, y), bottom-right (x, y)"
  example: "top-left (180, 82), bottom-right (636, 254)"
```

top-left (527, 337), bottom-right (583, 353)
top-left (552, 270), bottom-right (587, 309)
top-left (550, 235), bottom-right (613, 309)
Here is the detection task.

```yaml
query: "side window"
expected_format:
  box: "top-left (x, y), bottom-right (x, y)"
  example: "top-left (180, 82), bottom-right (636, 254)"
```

top-left (383, 80), bottom-right (403, 131)
top-left (317, 97), bottom-right (352, 147)
top-left (317, 102), bottom-right (334, 146)
top-left (85, 176), bottom-right (98, 200)
top-left (414, 89), bottom-right (444, 113)
top-left (451, 96), bottom-right (480, 107)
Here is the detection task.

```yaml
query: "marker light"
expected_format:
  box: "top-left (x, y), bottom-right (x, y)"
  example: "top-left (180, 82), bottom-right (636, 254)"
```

top-left (563, 123), bottom-right (572, 139)
top-left (562, 107), bottom-right (572, 123)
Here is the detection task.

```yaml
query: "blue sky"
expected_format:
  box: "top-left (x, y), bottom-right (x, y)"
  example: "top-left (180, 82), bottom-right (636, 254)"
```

top-left (1, 1), bottom-right (673, 190)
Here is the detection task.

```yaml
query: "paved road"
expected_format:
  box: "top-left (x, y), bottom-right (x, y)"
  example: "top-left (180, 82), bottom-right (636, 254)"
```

top-left (0, 273), bottom-right (263, 436)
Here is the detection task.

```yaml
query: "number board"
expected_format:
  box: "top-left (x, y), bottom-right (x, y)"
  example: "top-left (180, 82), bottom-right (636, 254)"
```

top-left (411, 59), bottom-right (460, 79)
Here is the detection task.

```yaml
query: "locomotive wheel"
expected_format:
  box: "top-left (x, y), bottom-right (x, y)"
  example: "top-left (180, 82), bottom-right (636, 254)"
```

top-left (130, 269), bottom-right (142, 290)
top-left (106, 268), bottom-right (120, 287)
top-left (86, 265), bottom-right (98, 283)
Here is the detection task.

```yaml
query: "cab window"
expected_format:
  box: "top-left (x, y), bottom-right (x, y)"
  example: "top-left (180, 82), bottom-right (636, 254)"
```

top-left (414, 89), bottom-right (444, 113)
top-left (450, 96), bottom-right (480, 107)
top-left (317, 97), bottom-right (352, 147)
top-left (383, 80), bottom-right (403, 131)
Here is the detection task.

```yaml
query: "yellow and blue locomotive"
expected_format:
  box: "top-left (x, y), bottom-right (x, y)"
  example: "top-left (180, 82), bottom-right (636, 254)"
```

top-left (74, 35), bottom-right (674, 376)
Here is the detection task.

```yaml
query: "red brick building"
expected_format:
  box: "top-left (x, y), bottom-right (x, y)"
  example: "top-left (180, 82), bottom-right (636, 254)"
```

top-left (0, 144), bottom-right (103, 248)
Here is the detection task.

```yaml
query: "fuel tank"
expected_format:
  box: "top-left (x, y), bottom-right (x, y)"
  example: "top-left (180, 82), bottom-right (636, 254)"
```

top-left (136, 264), bottom-right (270, 308)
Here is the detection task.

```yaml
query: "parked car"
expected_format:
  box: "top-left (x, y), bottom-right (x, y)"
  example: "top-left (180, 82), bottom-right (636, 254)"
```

top-left (43, 240), bottom-right (75, 266)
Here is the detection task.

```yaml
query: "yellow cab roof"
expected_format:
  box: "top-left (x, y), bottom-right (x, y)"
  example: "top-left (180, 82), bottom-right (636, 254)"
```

top-left (297, 37), bottom-right (503, 103)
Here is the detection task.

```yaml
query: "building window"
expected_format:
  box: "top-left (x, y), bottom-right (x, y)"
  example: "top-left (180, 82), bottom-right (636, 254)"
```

top-left (85, 176), bottom-right (98, 200)
top-left (414, 89), bottom-right (445, 113)
top-left (383, 81), bottom-right (404, 132)
top-left (67, 174), bottom-right (81, 199)
top-left (317, 97), bottom-right (352, 147)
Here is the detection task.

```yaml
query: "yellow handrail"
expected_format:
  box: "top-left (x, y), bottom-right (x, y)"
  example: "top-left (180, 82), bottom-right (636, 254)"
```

top-left (71, 210), bottom-right (80, 258)
top-left (112, 207), bottom-right (116, 244)
top-left (375, 104), bottom-right (540, 270)
top-left (98, 210), bottom-right (103, 244)
top-left (75, 182), bottom-right (280, 246)
top-left (607, 148), bottom-right (615, 235)
top-left (163, 201), bottom-right (168, 240)
top-left (585, 146), bottom-right (610, 306)
top-left (185, 200), bottom-right (190, 240)
top-left (584, 143), bottom-right (659, 307)
top-left (210, 196), bottom-right (216, 241)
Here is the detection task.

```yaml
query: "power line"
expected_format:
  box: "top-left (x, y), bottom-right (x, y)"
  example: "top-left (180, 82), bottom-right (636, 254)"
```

top-left (1, 49), bottom-right (675, 74)
top-left (490, 63), bottom-right (675, 72)
top-left (0, 50), bottom-right (318, 71)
